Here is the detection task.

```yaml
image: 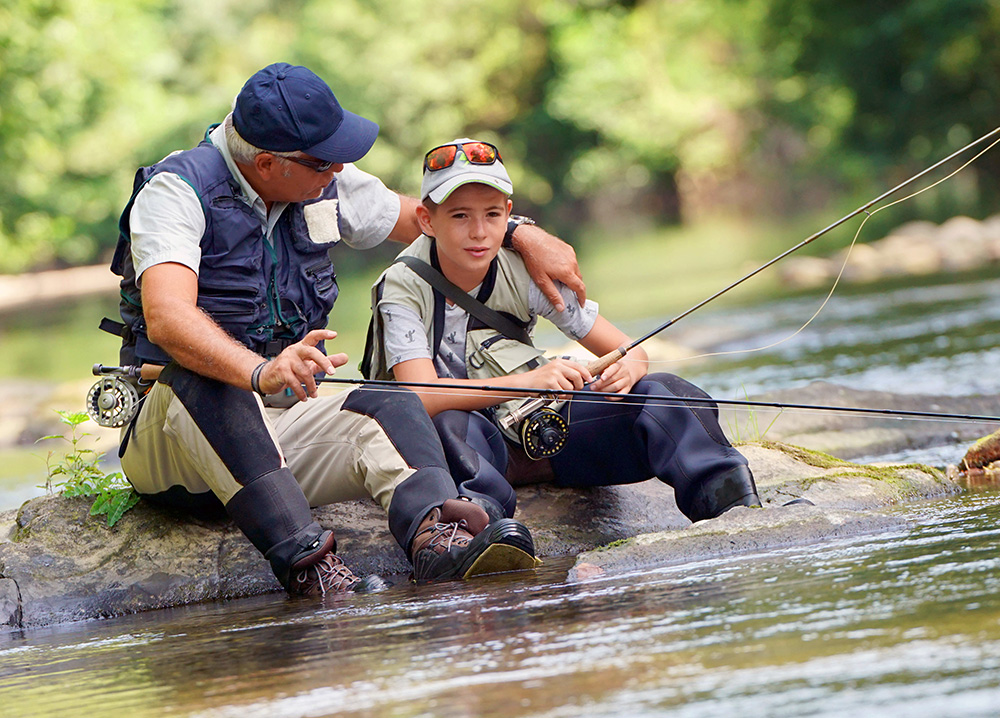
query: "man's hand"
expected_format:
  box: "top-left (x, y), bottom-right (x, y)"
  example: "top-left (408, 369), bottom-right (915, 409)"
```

top-left (510, 224), bottom-right (586, 312)
top-left (257, 330), bottom-right (349, 400)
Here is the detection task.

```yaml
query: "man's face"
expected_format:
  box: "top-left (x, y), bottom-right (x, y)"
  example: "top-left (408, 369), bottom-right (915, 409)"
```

top-left (417, 183), bottom-right (512, 290)
top-left (256, 153), bottom-right (343, 204)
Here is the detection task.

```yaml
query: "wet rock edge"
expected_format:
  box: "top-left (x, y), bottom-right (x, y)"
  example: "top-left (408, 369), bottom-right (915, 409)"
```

top-left (0, 440), bottom-right (965, 630)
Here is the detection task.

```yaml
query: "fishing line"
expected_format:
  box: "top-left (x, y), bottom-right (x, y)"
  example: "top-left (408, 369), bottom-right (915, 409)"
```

top-left (315, 377), bottom-right (1000, 426)
top-left (602, 130), bottom-right (1000, 368)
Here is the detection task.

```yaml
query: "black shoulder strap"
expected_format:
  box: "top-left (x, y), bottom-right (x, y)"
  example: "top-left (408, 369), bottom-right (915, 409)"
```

top-left (395, 255), bottom-right (532, 345)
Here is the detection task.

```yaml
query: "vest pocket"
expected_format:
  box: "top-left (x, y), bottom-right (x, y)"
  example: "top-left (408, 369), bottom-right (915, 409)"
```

top-left (469, 335), bottom-right (546, 377)
top-left (305, 259), bottom-right (336, 293)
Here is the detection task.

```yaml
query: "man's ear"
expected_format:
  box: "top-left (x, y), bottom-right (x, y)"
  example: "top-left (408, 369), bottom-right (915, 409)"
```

top-left (254, 152), bottom-right (278, 180)
top-left (415, 204), bottom-right (435, 237)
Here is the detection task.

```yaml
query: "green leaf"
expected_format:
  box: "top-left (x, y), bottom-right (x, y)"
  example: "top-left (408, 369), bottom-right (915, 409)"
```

top-left (106, 490), bottom-right (141, 527)
top-left (89, 492), bottom-right (112, 514)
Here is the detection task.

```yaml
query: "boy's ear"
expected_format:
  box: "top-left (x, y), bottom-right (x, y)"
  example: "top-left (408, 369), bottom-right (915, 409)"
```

top-left (415, 204), bottom-right (435, 237)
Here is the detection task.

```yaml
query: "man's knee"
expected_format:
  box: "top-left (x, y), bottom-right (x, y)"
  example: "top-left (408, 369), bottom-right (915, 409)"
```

top-left (342, 387), bottom-right (448, 470)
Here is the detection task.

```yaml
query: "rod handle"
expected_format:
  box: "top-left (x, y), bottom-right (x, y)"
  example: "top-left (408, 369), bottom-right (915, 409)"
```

top-left (587, 346), bottom-right (628, 376)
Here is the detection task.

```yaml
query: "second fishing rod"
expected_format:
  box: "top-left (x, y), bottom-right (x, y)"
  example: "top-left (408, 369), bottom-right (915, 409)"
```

top-left (493, 126), bottom-right (1000, 458)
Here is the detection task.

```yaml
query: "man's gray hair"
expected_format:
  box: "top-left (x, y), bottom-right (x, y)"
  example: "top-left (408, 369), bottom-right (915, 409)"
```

top-left (225, 113), bottom-right (299, 165)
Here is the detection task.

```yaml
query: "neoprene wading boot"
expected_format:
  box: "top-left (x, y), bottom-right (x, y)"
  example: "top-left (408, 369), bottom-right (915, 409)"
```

top-left (226, 470), bottom-right (390, 595)
top-left (286, 530), bottom-right (391, 596)
top-left (410, 498), bottom-right (539, 581)
top-left (688, 465), bottom-right (762, 522)
top-left (461, 495), bottom-right (507, 523)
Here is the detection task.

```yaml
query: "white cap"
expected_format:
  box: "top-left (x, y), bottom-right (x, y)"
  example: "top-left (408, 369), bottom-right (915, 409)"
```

top-left (421, 138), bottom-right (513, 203)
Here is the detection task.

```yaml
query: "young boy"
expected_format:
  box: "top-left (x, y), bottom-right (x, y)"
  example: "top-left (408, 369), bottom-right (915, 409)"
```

top-left (364, 138), bottom-right (760, 525)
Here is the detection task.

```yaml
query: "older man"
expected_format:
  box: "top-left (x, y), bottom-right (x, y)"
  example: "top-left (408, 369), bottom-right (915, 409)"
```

top-left (108, 63), bottom-right (581, 594)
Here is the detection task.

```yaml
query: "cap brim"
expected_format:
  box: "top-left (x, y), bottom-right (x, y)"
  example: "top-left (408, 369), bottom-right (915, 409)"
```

top-left (306, 110), bottom-right (379, 164)
top-left (426, 175), bottom-right (514, 204)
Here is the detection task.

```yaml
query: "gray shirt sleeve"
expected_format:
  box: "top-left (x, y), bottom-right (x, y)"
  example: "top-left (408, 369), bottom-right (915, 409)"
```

top-left (528, 282), bottom-right (599, 341)
top-left (379, 303), bottom-right (433, 369)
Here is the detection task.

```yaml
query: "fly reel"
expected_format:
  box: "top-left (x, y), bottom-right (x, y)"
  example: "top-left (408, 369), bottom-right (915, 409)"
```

top-left (518, 406), bottom-right (569, 460)
top-left (86, 365), bottom-right (143, 428)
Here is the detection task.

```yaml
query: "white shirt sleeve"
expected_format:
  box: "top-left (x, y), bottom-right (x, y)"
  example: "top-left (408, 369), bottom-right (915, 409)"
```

top-left (336, 164), bottom-right (401, 250)
top-left (528, 281), bottom-right (599, 341)
top-left (128, 172), bottom-right (205, 283)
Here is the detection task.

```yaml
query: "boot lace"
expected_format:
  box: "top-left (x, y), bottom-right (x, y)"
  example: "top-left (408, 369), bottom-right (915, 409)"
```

top-left (293, 553), bottom-right (360, 595)
top-left (416, 517), bottom-right (473, 555)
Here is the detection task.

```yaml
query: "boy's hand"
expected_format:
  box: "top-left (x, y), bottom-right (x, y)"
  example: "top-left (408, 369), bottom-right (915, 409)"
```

top-left (523, 358), bottom-right (592, 394)
top-left (257, 330), bottom-right (348, 400)
top-left (511, 224), bottom-right (586, 312)
top-left (589, 350), bottom-right (648, 397)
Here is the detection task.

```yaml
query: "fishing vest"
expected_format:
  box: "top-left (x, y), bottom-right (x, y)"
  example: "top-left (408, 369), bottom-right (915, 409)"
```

top-left (110, 133), bottom-right (341, 366)
top-left (363, 235), bottom-right (551, 440)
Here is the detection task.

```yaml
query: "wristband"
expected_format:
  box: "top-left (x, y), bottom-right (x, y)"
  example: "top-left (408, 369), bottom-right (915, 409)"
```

top-left (503, 215), bottom-right (537, 249)
top-left (250, 360), bottom-right (270, 396)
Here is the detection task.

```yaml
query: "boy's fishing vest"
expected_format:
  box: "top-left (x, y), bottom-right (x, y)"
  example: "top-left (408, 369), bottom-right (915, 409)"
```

top-left (110, 134), bottom-right (341, 366)
top-left (364, 235), bottom-right (551, 440)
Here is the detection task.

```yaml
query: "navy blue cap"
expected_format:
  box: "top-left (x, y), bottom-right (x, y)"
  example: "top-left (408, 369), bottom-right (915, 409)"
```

top-left (233, 63), bottom-right (379, 163)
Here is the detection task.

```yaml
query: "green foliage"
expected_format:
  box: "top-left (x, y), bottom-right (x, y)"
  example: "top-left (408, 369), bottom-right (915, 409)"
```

top-left (1, 0), bottom-right (997, 273)
top-left (37, 410), bottom-right (139, 527)
top-left (759, 0), bottom-right (1000, 177)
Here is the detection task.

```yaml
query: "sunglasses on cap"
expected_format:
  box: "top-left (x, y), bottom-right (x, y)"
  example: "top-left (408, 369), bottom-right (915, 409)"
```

top-left (283, 155), bottom-right (337, 173)
top-left (423, 141), bottom-right (502, 172)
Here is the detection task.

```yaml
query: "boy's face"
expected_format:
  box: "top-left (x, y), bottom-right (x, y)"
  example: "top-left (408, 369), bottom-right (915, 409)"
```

top-left (416, 183), bottom-right (512, 288)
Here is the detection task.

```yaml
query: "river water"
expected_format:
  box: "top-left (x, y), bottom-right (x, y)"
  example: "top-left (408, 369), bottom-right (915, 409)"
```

top-left (2, 490), bottom-right (999, 717)
top-left (3, 272), bottom-right (1000, 716)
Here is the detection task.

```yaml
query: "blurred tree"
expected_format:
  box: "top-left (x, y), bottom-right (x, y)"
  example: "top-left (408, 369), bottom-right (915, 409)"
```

top-left (538, 0), bottom-right (764, 227)
top-left (1, 0), bottom-right (996, 273)
top-left (759, 0), bottom-right (1000, 205)
top-left (0, 0), bottom-right (295, 272)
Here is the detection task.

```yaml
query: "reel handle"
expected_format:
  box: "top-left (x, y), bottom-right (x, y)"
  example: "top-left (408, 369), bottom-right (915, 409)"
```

top-left (92, 364), bottom-right (163, 381)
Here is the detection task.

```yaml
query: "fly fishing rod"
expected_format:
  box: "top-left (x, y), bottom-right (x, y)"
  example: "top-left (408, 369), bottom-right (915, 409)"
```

top-left (492, 126), bottom-right (1000, 456)
top-left (309, 375), bottom-right (1000, 421)
top-left (85, 364), bottom-right (1000, 434)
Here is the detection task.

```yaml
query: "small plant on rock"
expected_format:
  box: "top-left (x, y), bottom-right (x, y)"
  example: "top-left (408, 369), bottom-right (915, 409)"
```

top-left (726, 385), bottom-right (781, 444)
top-left (37, 410), bottom-right (140, 527)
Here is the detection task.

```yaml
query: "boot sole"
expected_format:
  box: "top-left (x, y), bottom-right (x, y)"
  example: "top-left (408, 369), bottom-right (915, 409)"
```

top-left (459, 518), bottom-right (539, 578)
top-left (414, 518), bottom-right (539, 582)
top-left (463, 544), bottom-right (541, 579)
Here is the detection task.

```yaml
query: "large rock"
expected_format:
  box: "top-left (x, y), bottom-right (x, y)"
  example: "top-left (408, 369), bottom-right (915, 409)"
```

top-left (571, 441), bottom-right (959, 579)
top-left (777, 214), bottom-right (1000, 288)
top-left (729, 381), bottom-right (1000, 460)
top-left (0, 441), bottom-right (961, 630)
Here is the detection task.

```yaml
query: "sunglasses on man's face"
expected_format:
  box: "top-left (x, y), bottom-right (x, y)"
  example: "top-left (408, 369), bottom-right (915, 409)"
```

top-left (423, 141), bottom-right (502, 172)
top-left (284, 155), bottom-right (337, 173)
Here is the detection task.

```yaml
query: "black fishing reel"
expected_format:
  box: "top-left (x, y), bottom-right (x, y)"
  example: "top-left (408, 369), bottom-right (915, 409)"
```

top-left (86, 364), bottom-right (143, 428)
top-left (518, 406), bottom-right (569, 460)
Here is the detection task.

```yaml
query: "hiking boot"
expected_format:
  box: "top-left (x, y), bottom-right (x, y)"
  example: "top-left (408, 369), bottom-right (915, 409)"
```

top-left (288, 536), bottom-right (391, 596)
top-left (410, 498), bottom-right (538, 582)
